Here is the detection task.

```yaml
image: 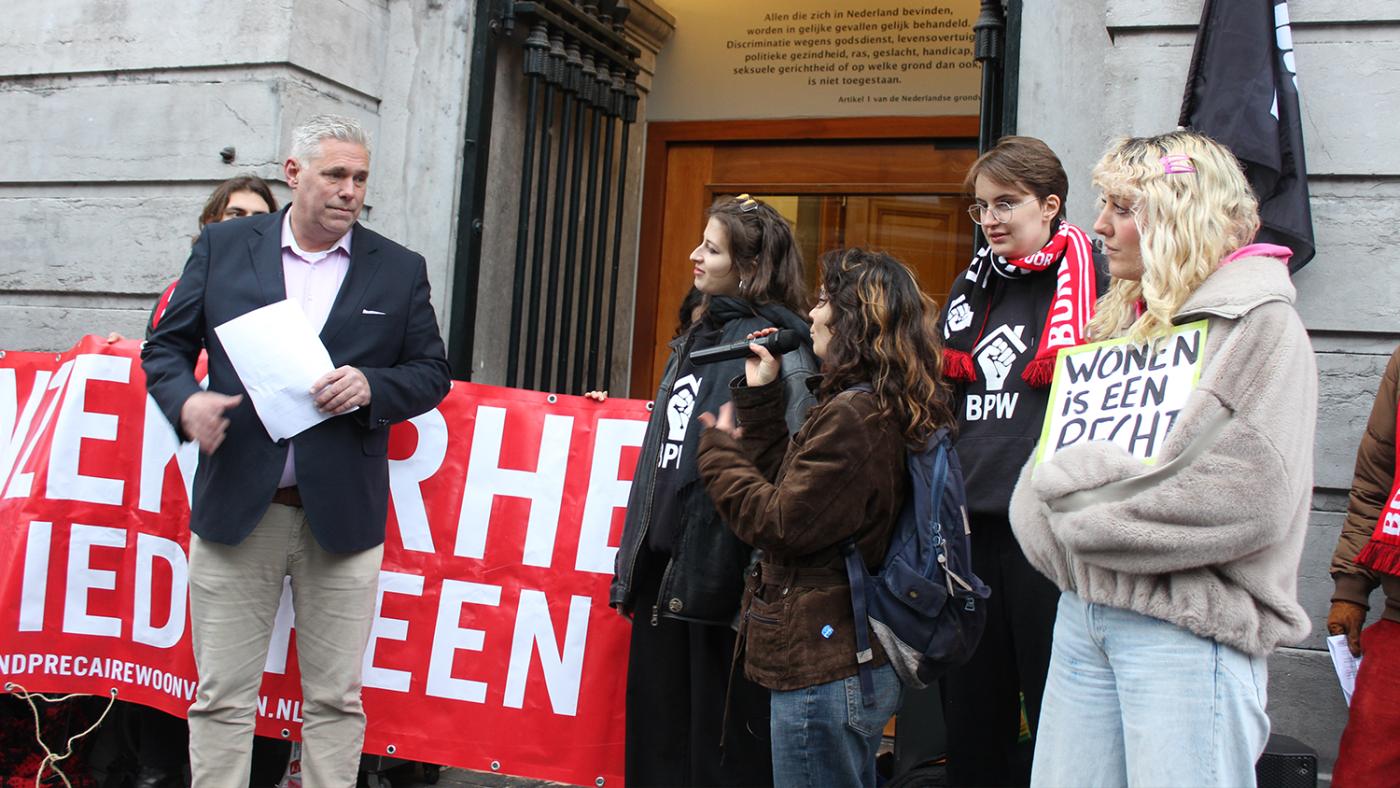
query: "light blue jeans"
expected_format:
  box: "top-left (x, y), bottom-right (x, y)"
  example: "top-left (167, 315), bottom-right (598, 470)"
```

top-left (770, 662), bottom-right (902, 788)
top-left (1032, 591), bottom-right (1269, 788)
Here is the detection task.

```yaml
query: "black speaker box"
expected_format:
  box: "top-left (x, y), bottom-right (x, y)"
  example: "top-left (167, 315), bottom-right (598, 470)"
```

top-left (1255, 733), bottom-right (1318, 788)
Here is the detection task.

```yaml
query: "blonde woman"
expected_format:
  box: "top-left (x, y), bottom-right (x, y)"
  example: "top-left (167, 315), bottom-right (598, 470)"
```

top-left (1009, 131), bottom-right (1316, 786)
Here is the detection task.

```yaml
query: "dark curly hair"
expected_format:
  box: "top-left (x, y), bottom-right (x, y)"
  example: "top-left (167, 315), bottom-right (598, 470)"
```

top-left (816, 248), bottom-right (955, 445)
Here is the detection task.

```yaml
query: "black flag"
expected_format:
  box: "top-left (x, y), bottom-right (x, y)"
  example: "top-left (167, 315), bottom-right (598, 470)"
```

top-left (1179, 0), bottom-right (1315, 271)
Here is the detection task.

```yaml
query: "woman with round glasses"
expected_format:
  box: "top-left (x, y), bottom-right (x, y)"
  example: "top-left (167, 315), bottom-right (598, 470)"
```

top-left (939, 136), bottom-right (1106, 786)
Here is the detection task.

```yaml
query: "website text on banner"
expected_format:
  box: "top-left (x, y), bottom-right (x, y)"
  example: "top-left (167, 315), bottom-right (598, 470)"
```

top-left (0, 336), bottom-right (646, 787)
top-left (1036, 320), bottom-right (1208, 464)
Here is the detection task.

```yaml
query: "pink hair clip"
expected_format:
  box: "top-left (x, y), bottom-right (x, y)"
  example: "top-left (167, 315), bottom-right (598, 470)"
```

top-left (1160, 154), bottom-right (1196, 174)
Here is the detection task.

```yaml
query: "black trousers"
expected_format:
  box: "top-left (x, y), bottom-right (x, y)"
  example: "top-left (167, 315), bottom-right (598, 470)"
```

top-left (624, 553), bottom-right (773, 787)
top-left (940, 516), bottom-right (1059, 787)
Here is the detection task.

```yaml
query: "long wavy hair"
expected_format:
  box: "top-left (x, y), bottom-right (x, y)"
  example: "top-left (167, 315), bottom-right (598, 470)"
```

top-left (816, 248), bottom-right (954, 445)
top-left (1088, 131), bottom-right (1260, 343)
top-left (704, 195), bottom-right (810, 316)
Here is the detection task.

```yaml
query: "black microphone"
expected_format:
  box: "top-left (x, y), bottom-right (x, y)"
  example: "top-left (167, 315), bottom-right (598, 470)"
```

top-left (690, 329), bottom-right (804, 365)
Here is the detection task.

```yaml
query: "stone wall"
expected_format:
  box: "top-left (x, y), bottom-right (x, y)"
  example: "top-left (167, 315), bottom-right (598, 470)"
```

top-left (0, 0), bottom-right (474, 352)
top-left (1017, 0), bottom-right (1400, 776)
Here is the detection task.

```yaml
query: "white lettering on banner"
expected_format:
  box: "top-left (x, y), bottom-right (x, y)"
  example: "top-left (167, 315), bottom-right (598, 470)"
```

top-left (132, 533), bottom-right (187, 648)
top-left (64, 524), bottom-right (127, 637)
top-left (0, 369), bottom-right (53, 493)
top-left (0, 651), bottom-right (195, 699)
top-left (263, 579), bottom-right (295, 674)
top-left (457, 406), bottom-right (573, 567)
top-left (426, 579), bottom-right (502, 703)
top-left (503, 590), bottom-right (590, 715)
top-left (1037, 321), bottom-right (1208, 464)
top-left (363, 570), bottom-right (426, 692)
top-left (47, 354), bottom-right (130, 506)
top-left (276, 698), bottom-right (304, 722)
top-left (5, 361), bottom-right (73, 499)
top-left (389, 408), bottom-right (448, 553)
top-left (19, 521), bottom-right (52, 632)
top-left (138, 393), bottom-right (199, 513)
top-left (575, 418), bottom-right (645, 574)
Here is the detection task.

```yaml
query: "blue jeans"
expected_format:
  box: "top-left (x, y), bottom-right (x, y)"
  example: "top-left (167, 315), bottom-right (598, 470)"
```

top-left (770, 663), bottom-right (902, 788)
top-left (1032, 591), bottom-right (1270, 787)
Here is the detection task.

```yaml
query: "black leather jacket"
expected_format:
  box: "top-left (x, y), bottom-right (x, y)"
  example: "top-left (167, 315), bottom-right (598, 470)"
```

top-left (610, 299), bottom-right (818, 626)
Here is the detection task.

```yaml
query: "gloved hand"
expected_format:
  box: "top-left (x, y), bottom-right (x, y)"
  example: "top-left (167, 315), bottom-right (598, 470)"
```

top-left (1327, 600), bottom-right (1367, 657)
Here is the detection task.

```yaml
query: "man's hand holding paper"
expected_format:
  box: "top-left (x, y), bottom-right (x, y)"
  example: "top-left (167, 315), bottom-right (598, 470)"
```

top-left (213, 299), bottom-right (356, 441)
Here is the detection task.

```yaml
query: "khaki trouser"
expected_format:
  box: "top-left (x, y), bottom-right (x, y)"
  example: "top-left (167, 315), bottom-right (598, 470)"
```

top-left (187, 503), bottom-right (383, 788)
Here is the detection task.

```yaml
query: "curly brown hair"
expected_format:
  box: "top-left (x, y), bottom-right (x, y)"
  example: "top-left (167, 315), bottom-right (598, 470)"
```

top-left (816, 248), bottom-right (955, 445)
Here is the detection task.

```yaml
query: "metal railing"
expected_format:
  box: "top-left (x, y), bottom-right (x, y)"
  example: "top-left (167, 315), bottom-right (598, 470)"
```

top-left (504, 0), bottom-right (640, 393)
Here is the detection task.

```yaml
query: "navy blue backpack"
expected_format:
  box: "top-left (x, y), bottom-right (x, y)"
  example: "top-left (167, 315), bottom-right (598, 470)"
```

top-left (842, 425), bottom-right (991, 700)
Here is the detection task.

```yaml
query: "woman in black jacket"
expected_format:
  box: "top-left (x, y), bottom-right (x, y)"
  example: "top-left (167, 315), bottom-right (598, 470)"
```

top-left (938, 136), bottom-right (1105, 786)
top-left (610, 195), bottom-right (818, 786)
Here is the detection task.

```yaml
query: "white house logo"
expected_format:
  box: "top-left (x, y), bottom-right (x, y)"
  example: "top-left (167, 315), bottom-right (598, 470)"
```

top-left (659, 373), bottom-right (702, 469)
top-left (967, 325), bottom-right (1026, 421)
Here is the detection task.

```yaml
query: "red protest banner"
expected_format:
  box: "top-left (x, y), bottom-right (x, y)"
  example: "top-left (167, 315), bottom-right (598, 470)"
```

top-left (0, 336), bottom-right (647, 787)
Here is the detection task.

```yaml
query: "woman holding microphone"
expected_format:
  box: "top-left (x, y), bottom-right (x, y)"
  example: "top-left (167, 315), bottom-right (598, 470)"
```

top-left (697, 248), bottom-right (954, 788)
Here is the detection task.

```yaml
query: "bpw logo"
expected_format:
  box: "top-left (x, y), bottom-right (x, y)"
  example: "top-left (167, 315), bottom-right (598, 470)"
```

top-left (659, 373), bottom-right (702, 469)
top-left (966, 325), bottom-right (1025, 421)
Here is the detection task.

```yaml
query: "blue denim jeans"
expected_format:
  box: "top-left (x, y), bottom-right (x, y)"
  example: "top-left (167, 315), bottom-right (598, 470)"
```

top-left (770, 662), bottom-right (902, 788)
top-left (1032, 591), bottom-right (1270, 787)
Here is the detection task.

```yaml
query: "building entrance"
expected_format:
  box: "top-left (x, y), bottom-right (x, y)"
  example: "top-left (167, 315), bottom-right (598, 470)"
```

top-left (630, 116), bottom-right (978, 396)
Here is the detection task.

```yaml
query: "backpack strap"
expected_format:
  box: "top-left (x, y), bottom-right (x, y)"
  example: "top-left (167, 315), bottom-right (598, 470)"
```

top-left (841, 539), bottom-right (877, 707)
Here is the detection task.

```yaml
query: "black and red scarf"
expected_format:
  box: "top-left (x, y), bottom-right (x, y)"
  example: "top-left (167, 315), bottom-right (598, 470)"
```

top-left (942, 220), bottom-right (1098, 388)
top-left (1358, 395), bottom-right (1400, 575)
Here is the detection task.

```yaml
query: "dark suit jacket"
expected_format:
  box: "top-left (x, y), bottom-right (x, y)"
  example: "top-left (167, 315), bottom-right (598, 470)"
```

top-left (142, 207), bottom-right (451, 553)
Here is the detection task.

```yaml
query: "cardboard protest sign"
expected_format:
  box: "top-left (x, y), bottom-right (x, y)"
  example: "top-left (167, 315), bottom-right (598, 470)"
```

top-left (1036, 320), bottom-right (1209, 464)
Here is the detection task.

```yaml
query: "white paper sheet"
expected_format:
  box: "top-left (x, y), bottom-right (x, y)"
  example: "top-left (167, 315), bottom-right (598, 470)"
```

top-left (213, 300), bottom-right (340, 441)
top-left (1326, 633), bottom-right (1361, 706)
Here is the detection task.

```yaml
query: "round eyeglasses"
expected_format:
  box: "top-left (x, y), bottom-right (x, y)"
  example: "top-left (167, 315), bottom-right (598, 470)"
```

top-left (967, 197), bottom-right (1039, 225)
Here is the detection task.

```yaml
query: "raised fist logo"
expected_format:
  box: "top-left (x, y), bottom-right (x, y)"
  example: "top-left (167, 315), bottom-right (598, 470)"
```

top-left (973, 325), bottom-right (1027, 391)
top-left (946, 295), bottom-right (973, 334)
top-left (665, 374), bottom-right (702, 441)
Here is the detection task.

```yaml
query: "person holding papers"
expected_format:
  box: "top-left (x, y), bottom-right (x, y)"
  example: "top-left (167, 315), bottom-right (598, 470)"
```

top-left (1328, 345), bottom-right (1400, 787)
top-left (1008, 131), bottom-right (1316, 786)
top-left (142, 114), bottom-right (450, 787)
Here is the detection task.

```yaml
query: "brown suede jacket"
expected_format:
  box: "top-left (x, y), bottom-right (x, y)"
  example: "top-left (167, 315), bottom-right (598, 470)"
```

top-left (1331, 345), bottom-right (1400, 624)
top-left (697, 377), bottom-right (906, 691)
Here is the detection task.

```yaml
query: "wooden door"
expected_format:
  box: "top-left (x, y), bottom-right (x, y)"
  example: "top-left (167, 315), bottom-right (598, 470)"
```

top-left (633, 118), bottom-right (978, 397)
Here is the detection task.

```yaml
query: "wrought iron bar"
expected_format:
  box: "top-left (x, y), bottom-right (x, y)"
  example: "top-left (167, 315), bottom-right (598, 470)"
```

top-left (507, 21), bottom-right (550, 386)
top-left (603, 69), bottom-right (638, 392)
top-left (555, 52), bottom-right (595, 391)
top-left (581, 58), bottom-right (616, 392)
top-left (522, 30), bottom-right (567, 390)
top-left (540, 40), bottom-right (582, 392)
top-left (570, 89), bottom-right (604, 392)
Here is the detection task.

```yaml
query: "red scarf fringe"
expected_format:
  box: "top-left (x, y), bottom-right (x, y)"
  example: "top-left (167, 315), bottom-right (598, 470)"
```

top-left (1021, 357), bottom-right (1056, 388)
top-left (944, 348), bottom-right (975, 382)
top-left (1358, 541), bottom-right (1400, 576)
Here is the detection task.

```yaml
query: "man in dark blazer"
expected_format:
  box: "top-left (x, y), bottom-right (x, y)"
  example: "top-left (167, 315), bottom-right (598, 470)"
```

top-left (143, 114), bottom-right (451, 788)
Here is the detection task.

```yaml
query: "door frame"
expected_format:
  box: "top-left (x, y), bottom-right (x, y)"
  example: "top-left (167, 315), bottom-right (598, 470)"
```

top-left (631, 115), bottom-right (979, 396)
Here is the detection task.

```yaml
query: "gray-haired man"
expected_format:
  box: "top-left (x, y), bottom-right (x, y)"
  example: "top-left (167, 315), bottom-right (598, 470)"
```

top-left (143, 115), bottom-right (451, 786)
